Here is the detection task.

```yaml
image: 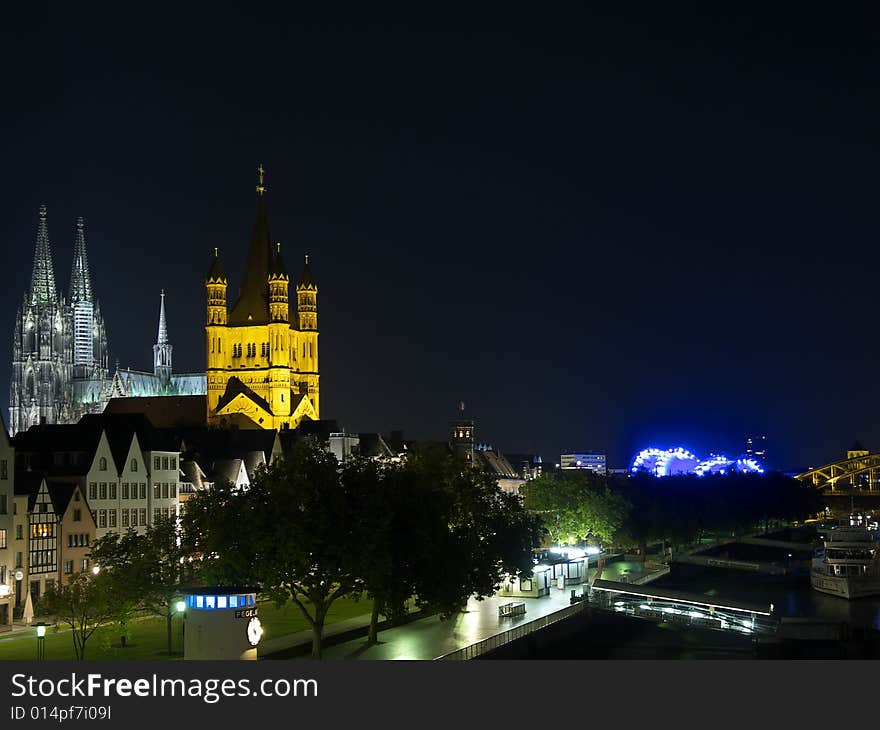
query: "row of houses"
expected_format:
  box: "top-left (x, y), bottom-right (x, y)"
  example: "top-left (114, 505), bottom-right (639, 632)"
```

top-left (0, 404), bottom-right (528, 630)
top-left (0, 412), bottom-right (286, 628)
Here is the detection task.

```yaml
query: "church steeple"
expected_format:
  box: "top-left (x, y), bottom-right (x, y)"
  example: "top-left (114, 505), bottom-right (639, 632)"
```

top-left (153, 290), bottom-right (173, 382)
top-left (68, 217), bottom-right (93, 303)
top-left (30, 205), bottom-right (57, 305)
top-left (229, 165), bottom-right (273, 325)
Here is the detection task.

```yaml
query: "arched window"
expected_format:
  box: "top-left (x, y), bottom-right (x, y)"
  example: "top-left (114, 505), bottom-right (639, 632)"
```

top-left (99, 457), bottom-right (107, 471)
top-left (131, 459), bottom-right (138, 472)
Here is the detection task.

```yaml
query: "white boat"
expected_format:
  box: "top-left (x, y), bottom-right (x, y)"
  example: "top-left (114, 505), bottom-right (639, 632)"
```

top-left (811, 525), bottom-right (880, 599)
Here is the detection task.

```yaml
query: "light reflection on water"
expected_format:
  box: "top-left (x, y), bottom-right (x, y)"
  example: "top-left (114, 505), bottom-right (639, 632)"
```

top-left (653, 563), bottom-right (880, 631)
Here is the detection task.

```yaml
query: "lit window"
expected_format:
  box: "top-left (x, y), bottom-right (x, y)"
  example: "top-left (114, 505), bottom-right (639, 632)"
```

top-left (229, 595), bottom-right (239, 608)
top-left (217, 596), bottom-right (227, 609)
top-left (195, 595), bottom-right (204, 608)
top-left (205, 596), bottom-right (215, 609)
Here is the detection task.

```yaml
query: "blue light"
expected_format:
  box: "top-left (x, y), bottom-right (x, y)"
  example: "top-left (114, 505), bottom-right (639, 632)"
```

top-left (633, 447), bottom-right (765, 477)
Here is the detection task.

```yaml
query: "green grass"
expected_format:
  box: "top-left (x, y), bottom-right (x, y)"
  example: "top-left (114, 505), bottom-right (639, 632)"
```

top-left (0, 595), bottom-right (374, 661)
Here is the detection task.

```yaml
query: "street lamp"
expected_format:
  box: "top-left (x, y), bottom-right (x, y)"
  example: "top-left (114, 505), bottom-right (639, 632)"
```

top-left (34, 622), bottom-right (47, 660)
top-left (91, 565), bottom-right (100, 575)
top-left (175, 600), bottom-right (186, 656)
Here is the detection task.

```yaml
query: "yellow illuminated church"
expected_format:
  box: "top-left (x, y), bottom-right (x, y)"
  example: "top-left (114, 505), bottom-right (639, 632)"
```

top-left (205, 167), bottom-right (319, 429)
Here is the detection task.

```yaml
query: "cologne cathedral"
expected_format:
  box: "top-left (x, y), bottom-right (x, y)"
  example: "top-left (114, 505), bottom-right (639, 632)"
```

top-left (9, 206), bottom-right (205, 436)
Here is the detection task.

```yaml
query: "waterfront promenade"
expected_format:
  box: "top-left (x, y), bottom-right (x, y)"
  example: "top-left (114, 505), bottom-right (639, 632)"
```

top-left (263, 559), bottom-right (668, 660)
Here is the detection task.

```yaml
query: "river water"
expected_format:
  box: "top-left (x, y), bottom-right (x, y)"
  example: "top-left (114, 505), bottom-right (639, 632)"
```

top-left (650, 535), bottom-right (880, 631)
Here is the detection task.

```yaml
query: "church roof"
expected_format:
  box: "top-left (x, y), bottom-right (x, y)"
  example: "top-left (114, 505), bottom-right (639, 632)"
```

top-left (269, 244), bottom-right (288, 278)
top-left (216, 376), bottom-right (273, 415)
top-left (296, 256), bottom-right (317, 289)
top-left (206, 249), bottom-right (227, 283)
top-left (104, 395), bottom-right (207, 428)
top-left (229, 197), bottom-right (273, 325)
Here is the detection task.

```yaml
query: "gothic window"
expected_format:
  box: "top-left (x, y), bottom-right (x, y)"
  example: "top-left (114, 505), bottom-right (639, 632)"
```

top-left (131, 459), bottom-right (138, 472)
top-left (99, 457), bottom-right (107, 471)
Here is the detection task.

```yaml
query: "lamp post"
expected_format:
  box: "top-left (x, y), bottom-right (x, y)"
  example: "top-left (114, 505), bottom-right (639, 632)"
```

top-left (34, 622), bottom-right (47, 660)
top-left (175, 600), bottom-right (186, 656)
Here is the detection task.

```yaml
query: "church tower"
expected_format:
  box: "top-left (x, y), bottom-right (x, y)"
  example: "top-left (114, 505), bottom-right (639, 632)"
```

top-left (66, 217), bottom-right (108, 420)
top-left (205, 166), bottom-right (320, 429)
top-left (153, 290), bottom-right (173, 386)
top-left (295, 254), bottom-right (320, 416)
top-left (9, 206), bottom-right (70, 434)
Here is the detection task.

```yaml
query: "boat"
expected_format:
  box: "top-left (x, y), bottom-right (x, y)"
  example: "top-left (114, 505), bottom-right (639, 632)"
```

top-left (811, 524), bottom-right (880, 599)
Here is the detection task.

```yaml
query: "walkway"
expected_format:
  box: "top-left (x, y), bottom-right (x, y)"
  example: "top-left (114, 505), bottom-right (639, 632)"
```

top-left (305, 560), bottom-right (666, 660)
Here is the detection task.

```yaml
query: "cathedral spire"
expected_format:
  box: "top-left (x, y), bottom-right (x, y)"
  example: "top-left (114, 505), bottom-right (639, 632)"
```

top-left (229, 167), bottom-right (273, 325)
top-left (69, 216), bottom-right (93, 303)
top-left (30, 205), bottom-right (57, 304)
top-left (153, 290), bottom-right (173, 382)
top-left (157, 289), bottom-right (168, 344)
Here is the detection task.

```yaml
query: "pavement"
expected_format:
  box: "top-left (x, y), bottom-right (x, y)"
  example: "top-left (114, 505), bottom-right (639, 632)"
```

top-left (263, 559), bottom-right (667, 660)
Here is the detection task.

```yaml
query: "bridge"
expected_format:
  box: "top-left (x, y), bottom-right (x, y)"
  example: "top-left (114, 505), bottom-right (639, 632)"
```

top-left (588, 579), bottom-right (778, 636)
top-left (795, 452), bottom-right (880, 493)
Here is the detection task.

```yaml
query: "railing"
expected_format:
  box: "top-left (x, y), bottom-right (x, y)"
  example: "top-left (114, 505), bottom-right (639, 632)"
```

top-left (435, 602), bottom-right (585, 660)
top-left (498, 602), bottom-right (527, 618)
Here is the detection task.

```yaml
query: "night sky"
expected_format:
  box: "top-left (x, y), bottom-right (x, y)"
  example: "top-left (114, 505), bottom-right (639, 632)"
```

top-left (2, 8), bottom-right (878, 471)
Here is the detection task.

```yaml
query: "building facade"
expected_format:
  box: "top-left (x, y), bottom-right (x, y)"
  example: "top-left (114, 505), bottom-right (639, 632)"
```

top-left (0, 418), bottom-right (13, 629)
top-left (205, 169), bottom-right (320, 430)
top-left (9, 207), bottom-right (204, 436)
top-left (560, 452), bottom-right (607, 475)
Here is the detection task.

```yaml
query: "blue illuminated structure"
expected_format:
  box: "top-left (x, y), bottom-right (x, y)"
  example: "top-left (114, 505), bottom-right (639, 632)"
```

top-left (186, 593), bottom-right (256, 610)
top-left (631, 447), bottom-right (764, 477)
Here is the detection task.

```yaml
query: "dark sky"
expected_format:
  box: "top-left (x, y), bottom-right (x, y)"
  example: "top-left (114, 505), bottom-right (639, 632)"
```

top-left (2, 7), bottom-right (878, 470)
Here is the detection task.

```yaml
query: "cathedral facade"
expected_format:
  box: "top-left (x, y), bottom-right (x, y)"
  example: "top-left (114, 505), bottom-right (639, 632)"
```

top-left (9, 206), bottom-right (205, 436)
top-left (205, 170), bottom-right (319, 430)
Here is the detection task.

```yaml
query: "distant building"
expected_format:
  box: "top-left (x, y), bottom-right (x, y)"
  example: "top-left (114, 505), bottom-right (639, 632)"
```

top-left (9, 207), bottom-right (204, 436)
top-left (12, 413), bottom-right (182, 540)
top-left (560, 452), bottom-right (607, 475)
top-left (447, 410), bottom-right (523, 496)
top-left (504, 453), bottom-right (543, 481)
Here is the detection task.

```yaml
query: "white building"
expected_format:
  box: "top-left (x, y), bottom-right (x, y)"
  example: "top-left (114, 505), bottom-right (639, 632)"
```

top-left (560, 452), bottom-right (607, 475)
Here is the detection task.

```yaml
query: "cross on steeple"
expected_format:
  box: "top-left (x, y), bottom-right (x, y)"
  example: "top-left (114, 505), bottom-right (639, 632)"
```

top-left (256, 163), bottom-right (267, 196)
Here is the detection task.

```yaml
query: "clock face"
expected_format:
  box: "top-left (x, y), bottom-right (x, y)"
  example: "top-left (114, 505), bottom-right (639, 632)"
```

top-left (246, 616), bottom-right (263, 646)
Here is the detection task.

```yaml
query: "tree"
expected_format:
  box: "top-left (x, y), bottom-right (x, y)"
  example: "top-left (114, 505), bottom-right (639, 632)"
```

top-left (91, 517), bottom-right (188, 656)
top-left (185, 440), bottom-right (543, 655)
top-left (521, 471), bottom-right (630, 547)
top-left (90, 528), bottom-right (145, 648)
top-left (185, 439), bottom-right (365, 659)
top-left (400, 445), bottom-right (542, 619)
top-left (41, 572), bottom-right (116, 660)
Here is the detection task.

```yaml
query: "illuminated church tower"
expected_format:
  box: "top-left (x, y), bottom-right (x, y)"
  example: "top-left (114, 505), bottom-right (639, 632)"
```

top-left (153, 290), bottom-right (173, 385)
top-left (205, 166), bottom-right (320, 430)
top-left (9, 209), bottom-right (110, 435)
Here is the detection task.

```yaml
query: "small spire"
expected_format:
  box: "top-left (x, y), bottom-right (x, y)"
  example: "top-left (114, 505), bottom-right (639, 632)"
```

top-left (256, 163), bottom-right (267, 196)
top-left (305, 253), bottom-right (309, 265)
top-left (277, 241), bottom-right (281, 253)
top-left (459, 401), bottom-right (466, 414)
top-left (157, 290), bottom-right (169, 344)
top-left (214, 246), bottom-right (219, 257)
